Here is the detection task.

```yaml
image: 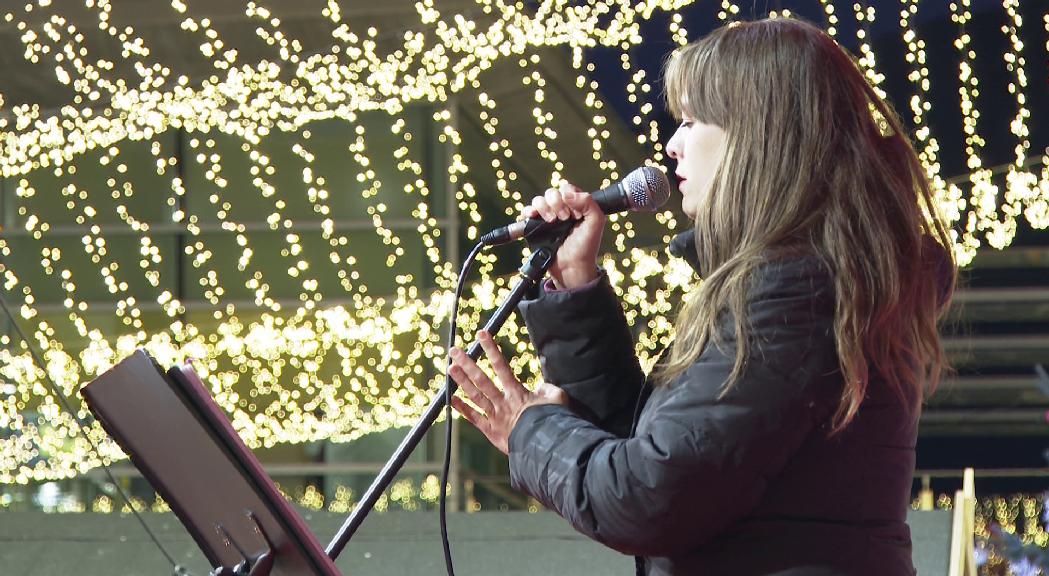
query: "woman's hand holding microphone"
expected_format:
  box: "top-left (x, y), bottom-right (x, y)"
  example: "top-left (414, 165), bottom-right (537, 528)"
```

top-left (522, 181), bottom-right (606, 290)
top-left (448, 181), bottom-right (602, 454)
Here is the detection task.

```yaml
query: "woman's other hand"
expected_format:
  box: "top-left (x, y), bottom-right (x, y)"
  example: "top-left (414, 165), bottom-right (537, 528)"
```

top-left (522, 181), bottom-right (606, 290)
top-left (448, 330), bottom-right (568, 455)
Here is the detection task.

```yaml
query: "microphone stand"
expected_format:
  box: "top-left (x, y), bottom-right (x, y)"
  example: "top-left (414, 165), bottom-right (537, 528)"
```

top-left (325, 223), bottom-right (572, 560)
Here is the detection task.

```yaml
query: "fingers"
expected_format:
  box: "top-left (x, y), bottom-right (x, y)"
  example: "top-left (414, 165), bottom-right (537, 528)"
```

top-left (558, 184), bottom-right (598, 216)
top-left (450, 395), bottom-right (489, 433)
top-left (530, 191), bottom-right (561, 222)
top-left (449, 347), bottom-right (502, 408)
top-left (477, 331), bottom-right (526, 398)
top-left (558, 181), bottom-right (586, 218)
top-left (558, 180), bottom-right (583, 195)
top-left (544, 187), bottom-right (571, 220)
top-left (523, 180), bottom-right (587, 221)
top-left (449, 360), bottom-right (495, 416)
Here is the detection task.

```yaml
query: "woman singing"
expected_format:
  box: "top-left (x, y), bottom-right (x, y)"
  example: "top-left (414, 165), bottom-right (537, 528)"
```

top-left (447, 17), bottom-right (956, 575)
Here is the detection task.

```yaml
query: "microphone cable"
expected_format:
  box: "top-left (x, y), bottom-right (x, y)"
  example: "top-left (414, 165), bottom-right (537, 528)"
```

top-left (0, 290), bottom-right (194, 576)
top-left (437, 239), bottom-right (486, 576)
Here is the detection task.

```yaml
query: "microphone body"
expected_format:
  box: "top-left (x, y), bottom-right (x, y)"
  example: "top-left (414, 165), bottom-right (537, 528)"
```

top-left (479, 166), bottom-right (670, 246)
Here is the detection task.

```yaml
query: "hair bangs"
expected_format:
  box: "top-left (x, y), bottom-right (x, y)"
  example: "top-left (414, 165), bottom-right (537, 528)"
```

top-left (663, 41), bottom-right (726, 127)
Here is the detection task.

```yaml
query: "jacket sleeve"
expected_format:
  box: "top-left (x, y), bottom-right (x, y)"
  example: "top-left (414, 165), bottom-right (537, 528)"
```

top-left (517, 271), bottom-right (646, 437)
top-left (508, 258), bottom-right (839, 556)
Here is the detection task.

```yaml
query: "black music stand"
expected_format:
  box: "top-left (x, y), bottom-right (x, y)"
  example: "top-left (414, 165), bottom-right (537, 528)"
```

top-left (80, 349), bottom-right (343, 576)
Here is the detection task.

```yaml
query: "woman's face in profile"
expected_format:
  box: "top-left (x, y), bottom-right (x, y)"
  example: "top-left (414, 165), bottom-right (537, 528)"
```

top-left (665, 114), bottom-right (726, 219)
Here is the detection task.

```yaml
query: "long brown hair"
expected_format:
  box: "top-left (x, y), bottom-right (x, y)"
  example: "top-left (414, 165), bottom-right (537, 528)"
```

top-left (656, 18), bottom-right (956, 435)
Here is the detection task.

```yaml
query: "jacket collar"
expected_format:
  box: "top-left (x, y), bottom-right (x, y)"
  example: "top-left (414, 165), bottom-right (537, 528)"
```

top-left (669, 229), bottom-right (702, 275)
top-left (671, 228), bottom-right (957, 312)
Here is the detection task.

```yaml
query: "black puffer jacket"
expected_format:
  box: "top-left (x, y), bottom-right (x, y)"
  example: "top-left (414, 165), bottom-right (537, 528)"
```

top-left (509, 232), bottom-right (949, 575)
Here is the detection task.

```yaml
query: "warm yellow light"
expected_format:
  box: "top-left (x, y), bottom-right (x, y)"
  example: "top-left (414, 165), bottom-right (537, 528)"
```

top-left (0, 1), bottom-right (1045, 483)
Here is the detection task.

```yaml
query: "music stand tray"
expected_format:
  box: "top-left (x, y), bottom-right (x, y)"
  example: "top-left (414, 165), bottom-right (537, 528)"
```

top-left (81, 349), bottom-right (343, 576)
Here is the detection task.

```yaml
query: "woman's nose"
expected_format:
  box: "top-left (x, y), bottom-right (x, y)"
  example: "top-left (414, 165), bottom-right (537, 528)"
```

top-left (665, 128), bottom-right (683, 160)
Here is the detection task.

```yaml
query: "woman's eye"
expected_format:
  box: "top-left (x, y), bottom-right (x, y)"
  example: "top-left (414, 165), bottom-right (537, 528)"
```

top-left (679, 120), bottom-right (694, 128)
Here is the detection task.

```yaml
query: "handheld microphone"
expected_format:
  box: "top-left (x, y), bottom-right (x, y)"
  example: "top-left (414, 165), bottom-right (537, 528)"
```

top-left (479, 166), bottom-right (671, 246)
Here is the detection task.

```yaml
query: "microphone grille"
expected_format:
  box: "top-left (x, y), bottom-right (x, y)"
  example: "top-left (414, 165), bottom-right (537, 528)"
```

top-left (622, 166), bottom-right (671, 212)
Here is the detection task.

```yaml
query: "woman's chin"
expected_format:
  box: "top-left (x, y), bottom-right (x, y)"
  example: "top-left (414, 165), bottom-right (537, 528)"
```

top-left (681, 201), bottom-right (696, 220)
top-left (679, 187), bottom-right (698, 219)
